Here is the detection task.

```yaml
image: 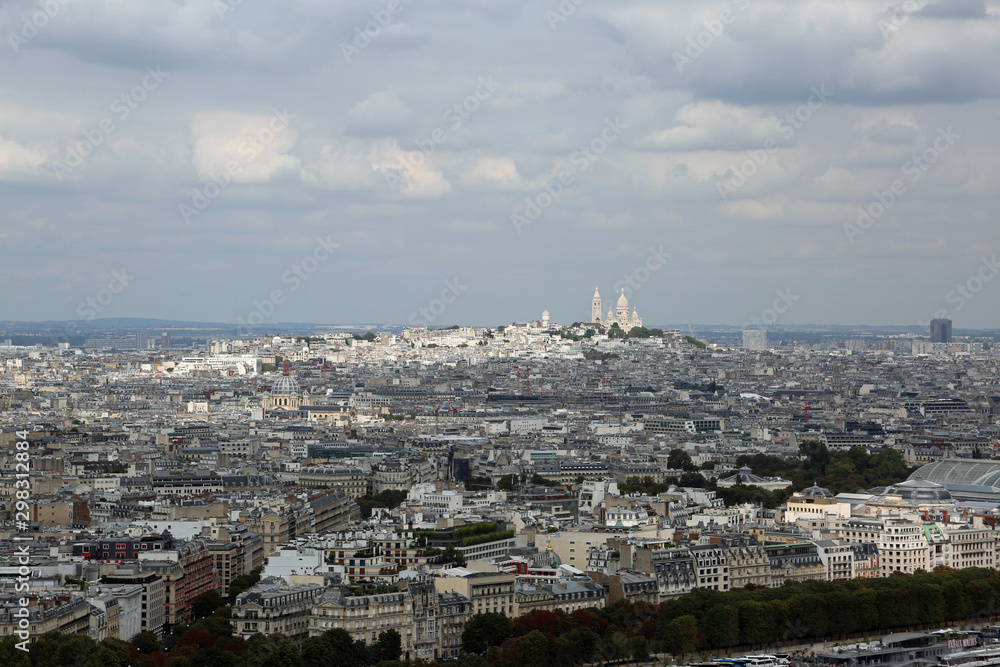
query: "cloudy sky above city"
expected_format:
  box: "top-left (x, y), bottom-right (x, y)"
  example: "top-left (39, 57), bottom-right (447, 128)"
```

top-left (1, 0), bottom-right (998, 329)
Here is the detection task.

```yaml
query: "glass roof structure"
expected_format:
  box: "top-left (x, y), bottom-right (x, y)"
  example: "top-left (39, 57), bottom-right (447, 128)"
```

top-left (907, 459), bottom-right (1000, 501)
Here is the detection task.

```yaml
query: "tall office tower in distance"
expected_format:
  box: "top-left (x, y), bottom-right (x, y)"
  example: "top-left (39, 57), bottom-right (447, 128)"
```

top-left (930, 319), bottom-right (952, 343)
top-left (742, 328), bottom-right (767, 350)
top-left (136, 330), bottom-right (149, 350)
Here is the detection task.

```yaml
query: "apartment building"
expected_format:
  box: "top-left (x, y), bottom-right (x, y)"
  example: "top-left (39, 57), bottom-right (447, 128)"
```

top-left (86, 592), bottom-right (121, 641)
top-left (308, 587), bottom-right (414, 657)
top-left (307, 490), bottom-right (357, 535)
top-left (231, 579), bottom-right (325, 643)
top-left (298, 465), bottom-right (369, 498)
top-left (878, 518), bottom-right (930, 576)
top-left (515, 579), bottom-right (607, 615)
top-left (718, 536), bottom-right (770, 589)
top-left (0, 595), bottom-right (90, 643)
top-left (242, 508), bottom-right (292, 556)
top-left (140, 538), bottom-right (221, 628)
top-left (433, 568), bottom-right (517, 618)
top-left (765, 543), bottom-right (826, 587)
top-left (814, 540), bottom-right (855, 581)
top-left (653, 551), bottom-right (696, 600)
top-left (942, 520), bottom-right (997, 570)
top-left (852, 542), bottom-right (881, 579)
top-left (438, 592), bottom-right (474, 660)
top-left (783, 486), bottom-right (850, 523)
top-left (206, 524), bottom-right (261, 597)
top-left (690, 544), bottom-right (730, 591)
top-left (102, 570), bottom-right (165, 638)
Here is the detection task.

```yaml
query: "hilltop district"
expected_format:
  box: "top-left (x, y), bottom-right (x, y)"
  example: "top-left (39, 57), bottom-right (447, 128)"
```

top-left (2, 315), bottom-right (1000, 665)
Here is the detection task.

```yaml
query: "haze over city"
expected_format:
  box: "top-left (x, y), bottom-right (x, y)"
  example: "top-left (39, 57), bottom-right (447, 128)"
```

top-left (2, 1), bottom-right (998, 327)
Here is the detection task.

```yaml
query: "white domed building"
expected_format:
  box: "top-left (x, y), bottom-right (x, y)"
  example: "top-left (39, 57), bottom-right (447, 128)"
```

top-left (590, 287), bottom-right (642, 330)
top-left (262, 361), bottom-right (311, 412)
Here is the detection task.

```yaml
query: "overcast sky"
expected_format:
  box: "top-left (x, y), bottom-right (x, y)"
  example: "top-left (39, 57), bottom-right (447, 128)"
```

top-left (1, 0), bottom-right (998, 329)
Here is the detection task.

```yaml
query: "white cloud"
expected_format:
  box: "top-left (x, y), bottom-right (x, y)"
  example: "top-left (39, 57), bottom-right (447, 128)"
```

top-left (642, 101), bottom-right (780, 151)
top-left (190, 111), bottom-right (300, 183)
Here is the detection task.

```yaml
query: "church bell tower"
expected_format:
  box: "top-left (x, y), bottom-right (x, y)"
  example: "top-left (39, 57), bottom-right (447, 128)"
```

top-left (591, 288), bottom-right (602, 324)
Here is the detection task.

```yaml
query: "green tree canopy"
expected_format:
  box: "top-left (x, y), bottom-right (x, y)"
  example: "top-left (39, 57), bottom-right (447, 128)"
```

top-left (462, 612), bottom-right (513, 654)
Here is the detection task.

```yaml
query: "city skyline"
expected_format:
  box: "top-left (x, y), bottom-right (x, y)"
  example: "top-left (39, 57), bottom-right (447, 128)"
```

top-left (1, 1), bottom-right (998, 328)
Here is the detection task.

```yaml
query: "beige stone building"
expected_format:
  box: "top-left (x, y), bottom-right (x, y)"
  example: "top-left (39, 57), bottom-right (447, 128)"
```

top-left (0, 594), bottom-right (91, 644)
top-left (942, 519), bottom-right (996, 570)
top-left (433, 568), bottom-right (517, 618)
top-left (718, 536), bottom-right (770, 589)
top-left (231, 579), bottom-right (325, 643)
top-left (298, 465), bottom-right (370, 498)
top-left (783, 486), bottom-right (850, 523)
top-left (309, 588), bottom-right (414, 656)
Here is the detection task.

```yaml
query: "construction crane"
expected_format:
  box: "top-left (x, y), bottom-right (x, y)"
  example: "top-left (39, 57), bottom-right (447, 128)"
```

top-left (795, 402), bottom-right (826, 425)
top-left (435, 406), bottom-right (457, 430)
top-left (514, 366), bottom-right (531, 395)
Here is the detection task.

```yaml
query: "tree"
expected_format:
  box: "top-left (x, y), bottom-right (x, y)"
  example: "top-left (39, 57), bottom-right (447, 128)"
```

top-left (737, 600), bottom-right (768, 646)
top-left (132, 631), bottom-right (161, 655)
top-left (244, 633), bottom-right (286, 667)
top-left (798, 593), bottom-right (829, 637)
top-left (867, 448), bottom-right (909, 486)
top-left (301, 636), bottom-right (332, 667)
top-left (98, 637), bottom-right (133, 667)
top-left (374, 628), bottom-right (402, 662)
top-left (530, 473), bottom-right (557, 486)
top-left (13, 632), bottom-right (97, 666)
top-left (668, 448), bottom-right (694, 471)
top-left (679, 472), bottom-right (705, 488)
top-left (629, 636), bottom-right (650, 662)
top-left (520, 630), bottom-right (554, 666)
top-left (0, 636), bottom-right (31, 666)
top-left (462, 612), bottom-right (513, 654)
top-left (704, 604), bottom-right (739, 648)
top-left (799, 440), bottom-right (831, 478)
top-left (443, 543), bottom-right (467, 567)
top-left (191, 590), bottom-right (226, 619)
top-left (452, 654), bottom-right (489, 667)
top-left (661, 614), bottom-right (697, 657)
top-left (191, 647), bottom-right (243, 667)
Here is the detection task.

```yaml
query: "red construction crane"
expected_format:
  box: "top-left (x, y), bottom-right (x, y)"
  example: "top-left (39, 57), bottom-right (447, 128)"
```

top-left (435, 406), bottom-right (457, 429)
top-left (797, 403), bottom-right (811, 425)
top-left (514, 366), bottom-right (531, 395)
top-left (795, 402), bottom-right (826, 425)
